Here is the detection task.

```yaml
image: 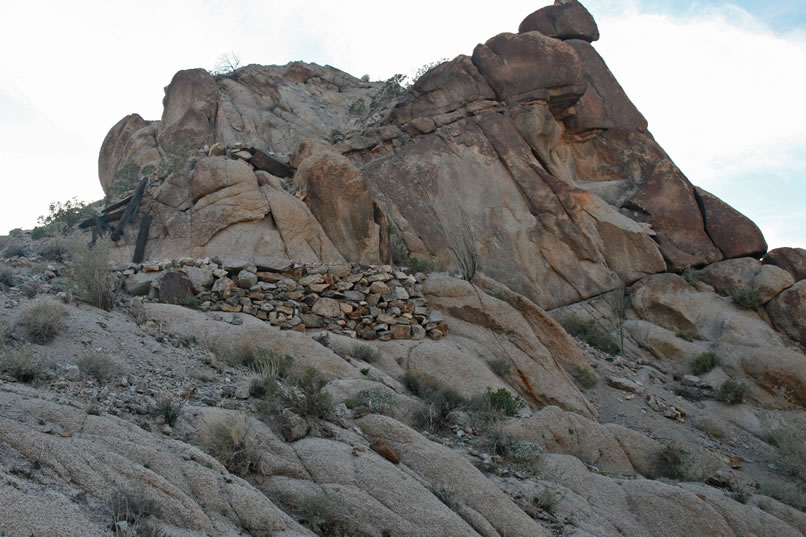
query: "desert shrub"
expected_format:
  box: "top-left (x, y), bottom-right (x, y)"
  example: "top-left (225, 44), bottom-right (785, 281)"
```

top-left (486, 427), bottom-right (543, 473)
top-left (406, 372), bottom-right (468, 432)
top-left (410, 58), bottom-right (449, 86)
top-left (18, 300), bottom-right (67, 343)
top-left (0, 350), bottom-right (51, 382)
top-left (299, 493), bottom-right (363, 537)
top-left (571, 366), bottom-right (598, 389)
top-left (717, 380), bottom-right (749, 405)
top-left (36, 198), bottom-right (98, 236)
top-left (370, 73), bottom-right (407, 113)
top-left (182, 296), bottom-right (201, 310)
top-left (356, 387), bottom-right (396, 413)
top-left (77, 351), bottom-right (121, 383)
top-left (0, 268), bottom-right (16, 287)
top-left (348, 98), bottom-right (366, 116)
top-left (9, 228), bottom-right (23, 238)
top-left (201, 413), bottom-right (263, 476)
top-left (486, 388), bottom-right (524, 417)
top-left (246, 351), bottom-right (294, 399)
top-left (681, 267), bottom-right (699, 286)
top-left (732, 287), bottom-right (763, 310)
top-left (676, 330), bottom-right (695, 342)
top-left (109, 490), bottom-right (161, 537)
top-left (759, 480), bottom-right (806, 512)
top-left (389, 224), bottom-right (433, 273)
top-left (360, 367), bottom-right (369, 376)
top-left (0, 318), bottom-right (8, 345)
top-left (290, 368), bottom-right (332, 420)
top-left (313, 332), bottom-right (330, 348)
top-left (653, 445), bottom-right (689, 480)
top-left (488, 358), bottom-right (511, 378)
top-left (20, 281), bottom-right (39, 299)
top-left (152, 395), bottom-right (183, 426)
top-left (69, 238), bottom-right (116, 311)
top-left (353, 344), bottom-right (380, 363)
top-left (533, 488), bottom-right (560, 515)
top-left (2, 244), bottom-right (26, 258)
top-left (691, 352), bottom-right (720, 375)
top-left (561, 319), bottom-right (620, 355)
top-left (430, 485), bottom-right (459, 511)
top-left (765, 429), bottom-right (806, 481)
top-left (217, 345), bottom-right (293, 373)
top-left (38, 239), bottom-right (68, 261)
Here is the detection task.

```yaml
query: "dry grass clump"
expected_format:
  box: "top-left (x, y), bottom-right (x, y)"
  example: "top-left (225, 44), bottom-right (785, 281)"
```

top-left (76, 351), bottom-right (121, 383)
top-left (18, 299), bottom-right (68, 344)
top-left (299, 493), bottom-right (363, 537)
top-left (69, 238), bottom-right (116, 311)
top-left (571, 366), bottom-right (598, 389)
top-left (200, 413), bottom-right (263, 476)
top-left (151, 395), bottom-right (184, 426)
top-left (652, 445), bottom-right (689, 480)
top-left (0, 350), bottom-right (52, 382)
top-left (352, 344), bottom-right (381, 363)
top-left (488, 358), bottom-right (511, 378)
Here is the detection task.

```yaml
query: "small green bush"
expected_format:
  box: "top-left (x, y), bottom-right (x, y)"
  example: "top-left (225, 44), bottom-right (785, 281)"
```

top-left (200, 413), bottom-right (263, 476)
top-left (717, 380), bottom-right (749, 405)
top-left (691, 352), bottom-right (720, 375)
top-left (360, 367), bottom-right (369, 376)
top-left (36, 198), bottom-right (99, 236)
top-left (353, 344), bottom-right (380, 363)
top-left (732, 287), bottom-right (763, 310)
top-left (681, 267), bottom-right (699, 286)
top-left (356, 387), bottom-right (396, 414)
top-left (0, 350), bottom-right (51, 382)
top-left (77, 352), bottom-right (121, 384)
top-left (486, 388), bottom-right (524, 417)
top-left (18, 300), bottom-right (67, 344)
top-left (653, 445), bottom-right (688, 480)
top-left (152, 396), bottom-right (183, 426)
top-left (9, 228), bottom-right (23, 237)
top-left (676, 330), bottom-right (695, 342)
top-left (488, 358), bottom-right (511, 378)
top-left (405, 372), bottom-right (468, 432)
top-left (561, 319), bottom-right (620, 355)
top-left (571, 366), bottom-right (598, 389)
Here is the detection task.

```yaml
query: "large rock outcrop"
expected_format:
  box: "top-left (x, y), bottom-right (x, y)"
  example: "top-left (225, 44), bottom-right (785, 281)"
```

top-left (97, 1), bottom-right (771, 310)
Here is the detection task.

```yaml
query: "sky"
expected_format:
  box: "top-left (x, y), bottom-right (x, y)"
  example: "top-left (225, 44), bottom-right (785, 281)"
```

top-left (0, 1), bottom-right (803, 250)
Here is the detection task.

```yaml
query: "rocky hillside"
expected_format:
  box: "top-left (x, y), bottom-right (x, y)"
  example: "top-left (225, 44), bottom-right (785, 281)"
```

top-left (1, 1), bottom-right (805, 536)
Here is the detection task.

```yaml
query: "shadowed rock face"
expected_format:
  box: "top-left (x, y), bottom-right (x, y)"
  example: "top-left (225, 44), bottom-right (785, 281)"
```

top-left (98, 0), bottom-right (766, 311)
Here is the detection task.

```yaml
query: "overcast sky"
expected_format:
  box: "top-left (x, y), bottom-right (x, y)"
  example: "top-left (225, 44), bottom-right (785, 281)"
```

top-left (1, 1), bottom-right (804, 249)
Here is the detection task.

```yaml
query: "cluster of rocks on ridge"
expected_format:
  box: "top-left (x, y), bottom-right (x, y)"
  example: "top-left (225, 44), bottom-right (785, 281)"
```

top-left (123, 257), bottom-right (448, 341)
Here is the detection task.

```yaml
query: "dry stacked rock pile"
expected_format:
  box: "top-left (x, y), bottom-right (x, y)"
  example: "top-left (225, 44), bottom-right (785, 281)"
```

top-left (123, 258), bottom-right (447, 341)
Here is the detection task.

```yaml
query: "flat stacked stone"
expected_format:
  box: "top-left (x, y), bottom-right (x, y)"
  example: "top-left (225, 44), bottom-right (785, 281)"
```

top-left (120, 259), bottom-right (448, 341)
